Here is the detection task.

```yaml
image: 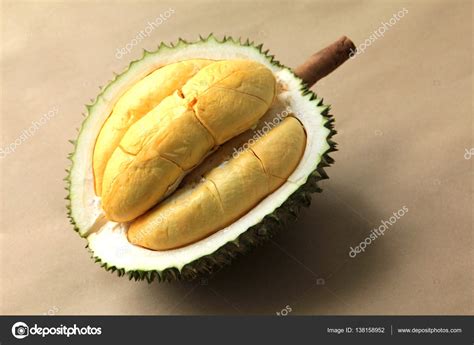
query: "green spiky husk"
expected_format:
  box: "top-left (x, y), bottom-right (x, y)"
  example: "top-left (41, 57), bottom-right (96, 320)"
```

top-left (66, 34), bottom-right (336, 283)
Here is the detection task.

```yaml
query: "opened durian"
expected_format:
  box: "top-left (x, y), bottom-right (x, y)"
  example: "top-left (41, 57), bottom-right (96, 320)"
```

top-left (66, 35), bottom-right (339, 282)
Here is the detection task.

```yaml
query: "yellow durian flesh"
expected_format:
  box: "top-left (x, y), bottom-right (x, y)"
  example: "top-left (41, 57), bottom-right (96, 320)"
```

top-left (100, 60), bottom-right (276, 222)
top-left (101, 95), bottom-right (214, 222)
top-left (93, 59), bottom-right (213, 195)
top-left (182, 60), bottom-right (276, 143)
top-left (127, 116), bottom-right (306, 250)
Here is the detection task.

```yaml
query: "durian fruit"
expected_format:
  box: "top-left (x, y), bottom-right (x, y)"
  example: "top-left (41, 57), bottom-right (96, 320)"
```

top-left (66, 35), bottom-right (337, 282)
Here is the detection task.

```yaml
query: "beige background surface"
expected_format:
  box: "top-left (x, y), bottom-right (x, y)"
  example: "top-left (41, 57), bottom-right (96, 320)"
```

top-left (1, 0), bottom-right (472, 315)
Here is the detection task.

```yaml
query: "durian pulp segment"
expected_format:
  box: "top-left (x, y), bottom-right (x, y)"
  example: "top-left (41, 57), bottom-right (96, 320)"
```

top-left (99, 60), bottom-right (276, 222)
top-left (93, 59), bottom-right (213, 196)
top-left (128, 116), bottom-right (306, 250)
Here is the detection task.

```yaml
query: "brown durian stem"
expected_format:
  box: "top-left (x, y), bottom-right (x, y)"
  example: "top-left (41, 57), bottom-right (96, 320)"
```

top-left (294, 36), bottom-right (355, 88)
